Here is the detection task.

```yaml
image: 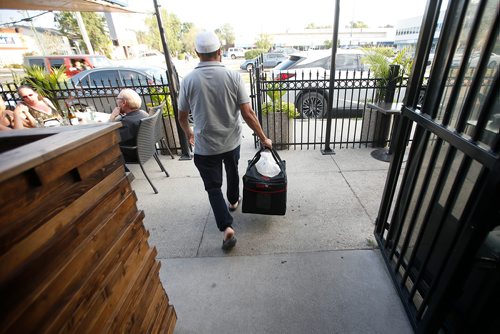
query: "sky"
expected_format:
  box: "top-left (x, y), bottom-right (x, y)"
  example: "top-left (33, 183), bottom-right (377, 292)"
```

top-left (150, 0), bottom-right (428, 37)
top-left (1, 0), bottom-right (428, 41)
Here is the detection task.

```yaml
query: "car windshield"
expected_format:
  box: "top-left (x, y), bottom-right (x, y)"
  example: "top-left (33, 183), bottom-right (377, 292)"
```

top-left (274, 55), bottom-right (303, 70)
top-left (87, 70), bottom-right (120, 87)
top-left (144, 68), bottom-right (168, 82)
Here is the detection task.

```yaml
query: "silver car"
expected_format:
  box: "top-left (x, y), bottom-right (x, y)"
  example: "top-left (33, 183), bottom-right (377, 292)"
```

top-left (240, 52), bottom-right (289, 71)
top-left (67, 66), bottom-right (169, 113)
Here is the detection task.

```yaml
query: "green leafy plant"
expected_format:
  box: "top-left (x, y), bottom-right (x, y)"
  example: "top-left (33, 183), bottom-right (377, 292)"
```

top-left (362, 48), bottom-right (393, 82)
top-left (147, 86), bottom-right (174, 117)
top-left (261, 83), bottom-right (298, 118)
top-left (392, 47), bottom-right (413, 75)
top-left (361, 47), bottom-right (414, 101)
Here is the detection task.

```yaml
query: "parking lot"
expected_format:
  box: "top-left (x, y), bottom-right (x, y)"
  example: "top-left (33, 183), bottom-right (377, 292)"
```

top-left (173, 56), bottom-right (252, 81)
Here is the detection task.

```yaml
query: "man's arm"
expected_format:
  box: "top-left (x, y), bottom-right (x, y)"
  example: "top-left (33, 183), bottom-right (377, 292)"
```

top-left (178, 110), bottom-right (194, 146)
top-left (240, 103), bottom-right (272, 149)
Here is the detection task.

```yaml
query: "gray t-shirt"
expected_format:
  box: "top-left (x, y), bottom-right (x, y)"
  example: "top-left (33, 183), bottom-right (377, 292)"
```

top-left (178, 61), bottom-right (250, 155)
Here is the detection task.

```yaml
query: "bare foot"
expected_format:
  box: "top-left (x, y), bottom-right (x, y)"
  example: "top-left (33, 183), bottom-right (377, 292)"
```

top-left (224, 227), bottom-right (235, 241)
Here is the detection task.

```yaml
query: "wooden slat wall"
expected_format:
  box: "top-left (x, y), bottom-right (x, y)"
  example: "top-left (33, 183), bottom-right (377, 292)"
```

top-left (0, 124), bottom-right (176, 334)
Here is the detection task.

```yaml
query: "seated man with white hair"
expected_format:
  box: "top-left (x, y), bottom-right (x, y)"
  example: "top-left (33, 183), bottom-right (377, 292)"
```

top-left (110, 88), bottom-right (149, 162)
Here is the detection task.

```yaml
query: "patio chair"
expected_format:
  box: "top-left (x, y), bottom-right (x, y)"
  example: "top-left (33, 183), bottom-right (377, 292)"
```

top-left (120, 109), bottom-right (169, 194)
top-left (149, 102), bottom-right (175, 159)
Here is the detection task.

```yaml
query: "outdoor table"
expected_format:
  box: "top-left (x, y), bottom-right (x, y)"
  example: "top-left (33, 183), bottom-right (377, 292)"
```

top-left (75, 111), bottom-right (110, 123)
top-left (367, 102), bottom-right (403, 162)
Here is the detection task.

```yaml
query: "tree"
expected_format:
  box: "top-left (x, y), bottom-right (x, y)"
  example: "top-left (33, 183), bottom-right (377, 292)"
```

top-left (181, 27), bottom-right (197, 56)
top-left (143, 9), bottom-right (183, 56)
top-left (346, 21), bottom-right (369, 29)
top-left (306, 23), bottom-right (332, 29)
top-left (39, 33), bottom-right (71, 55)
top-left (215, 23), bottom-right (235, 48)
top-left (55, 12), bottom-right (112, 57)
top-left (255, 33), bottom-right (273, 51)
top-left (136, 30), bottom-right (149, 47)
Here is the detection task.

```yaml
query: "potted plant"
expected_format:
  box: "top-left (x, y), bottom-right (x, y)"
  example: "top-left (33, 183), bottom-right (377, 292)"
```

top-left (261, 84), bottom-right (298, 149)
top-left (361, 47), bottom-right (413, 102)
top-left (360, 47), bottom-right (413, 147)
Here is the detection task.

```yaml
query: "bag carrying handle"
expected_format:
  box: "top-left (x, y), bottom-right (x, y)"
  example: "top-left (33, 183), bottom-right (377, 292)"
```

top-left (262, 146), bottom-right (284, 164)
top-left (248, 146), bottom-right (284, 169)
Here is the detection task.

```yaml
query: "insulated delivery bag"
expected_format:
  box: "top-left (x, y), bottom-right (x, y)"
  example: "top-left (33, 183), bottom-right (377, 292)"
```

top-left (242, 148), bottom-right (287, 215)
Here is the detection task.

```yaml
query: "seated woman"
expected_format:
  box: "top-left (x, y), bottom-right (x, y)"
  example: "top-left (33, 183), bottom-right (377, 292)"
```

top-left (0, 96), bottom-right (24, 131)
top-left (15, 86), bottom-right (65, 128)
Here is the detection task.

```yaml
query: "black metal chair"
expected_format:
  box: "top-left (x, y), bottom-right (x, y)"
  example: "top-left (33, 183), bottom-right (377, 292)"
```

top-left (120, 109), bottom-right (169, 194)
top-left (149, 103), bottom-right (175, 159)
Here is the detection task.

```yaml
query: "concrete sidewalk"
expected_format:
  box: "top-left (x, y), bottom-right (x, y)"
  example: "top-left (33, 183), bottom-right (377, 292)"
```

top-left (131, 125), bottom-right (413, 333)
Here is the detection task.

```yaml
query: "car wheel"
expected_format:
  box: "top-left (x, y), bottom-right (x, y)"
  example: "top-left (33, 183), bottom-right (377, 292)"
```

top-left (246, 63), bottom-right (254, 71)
top-left (231, 54), bottom-right (236, 59)
top-left (488, 61), bottom-right (497, 68)
top-left (297, 91), bottom-right (327, 118)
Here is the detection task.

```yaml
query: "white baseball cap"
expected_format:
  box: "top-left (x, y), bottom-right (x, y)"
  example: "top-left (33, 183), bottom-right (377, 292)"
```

top-left (195, 31), bottom-right (221, 53)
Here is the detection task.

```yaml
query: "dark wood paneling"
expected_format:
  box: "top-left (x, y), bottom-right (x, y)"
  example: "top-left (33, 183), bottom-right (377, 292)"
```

top-left (0, 124), bottom-right (176, 334)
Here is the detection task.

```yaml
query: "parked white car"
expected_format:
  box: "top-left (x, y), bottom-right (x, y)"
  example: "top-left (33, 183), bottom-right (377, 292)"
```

top-left (271, 49), bottom-right (371, 118)
top-left (223, 47), bottom-right (246, 59)
top-left (469, 52), bottom-right (500, 68)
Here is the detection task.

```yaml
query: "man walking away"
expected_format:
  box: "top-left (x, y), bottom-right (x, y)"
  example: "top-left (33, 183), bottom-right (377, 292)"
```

top-left (178, 31), bottom-right (272, 251)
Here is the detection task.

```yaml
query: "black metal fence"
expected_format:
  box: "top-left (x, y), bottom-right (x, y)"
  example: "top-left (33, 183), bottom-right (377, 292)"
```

top-left (373, 0), bottom-right (499, 331)
top-left (1, 78), bottom-right (183, 155)
top-left (2, 65), bottom-right (428, 154)
top-left (251, 63), bottom-right (424, 150)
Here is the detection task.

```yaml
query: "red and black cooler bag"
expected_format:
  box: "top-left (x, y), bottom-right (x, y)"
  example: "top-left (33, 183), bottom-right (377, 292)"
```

top-left (242, 148), bottom-right (287, 215)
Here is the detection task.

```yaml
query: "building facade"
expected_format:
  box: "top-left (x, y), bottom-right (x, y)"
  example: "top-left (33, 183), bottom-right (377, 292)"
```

top-left (394, 11), bottom-right (445, 51)
top-left (0, 26), bottom-right (72, 66)
top-left (237, 27), bottom-right (396, 51)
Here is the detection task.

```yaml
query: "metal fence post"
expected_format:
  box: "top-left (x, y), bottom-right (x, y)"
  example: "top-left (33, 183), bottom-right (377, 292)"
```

top-left (153, 0), bottom-right (191, 160)
top-left (321, 0), bottom-right (340, 155)
top-left (374, 64), bottom-right (400, 147)
top-left (253, 64), bottom-right (265, 148)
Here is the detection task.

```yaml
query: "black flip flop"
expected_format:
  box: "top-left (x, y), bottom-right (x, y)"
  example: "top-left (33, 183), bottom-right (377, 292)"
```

top-left (222, 236), bottom-right (237, 251)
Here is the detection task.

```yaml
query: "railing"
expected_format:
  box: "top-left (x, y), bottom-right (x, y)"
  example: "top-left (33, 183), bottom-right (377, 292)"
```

top-left (1, 78), bottom-right (183, 155)
top-left (2, 68), bottom-right (428, 154)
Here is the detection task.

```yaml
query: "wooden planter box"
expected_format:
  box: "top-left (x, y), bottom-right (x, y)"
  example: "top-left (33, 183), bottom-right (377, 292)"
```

top-left (262, 112), bottom-right (292, 150)
top-left (161, 116), bottom-right (180, 155)
top-left (0, 124), bottom-right (176, 334)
